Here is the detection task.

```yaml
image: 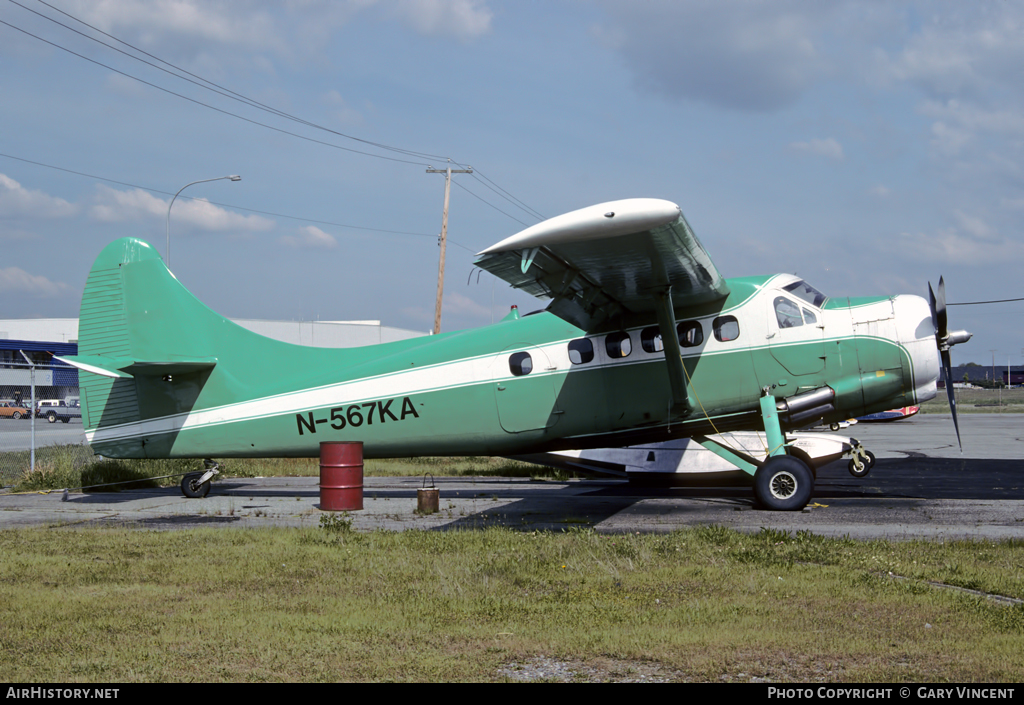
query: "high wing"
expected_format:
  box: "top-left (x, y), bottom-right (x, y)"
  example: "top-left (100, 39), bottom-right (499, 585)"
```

top-left (474, 198), bottom-right (729, 331)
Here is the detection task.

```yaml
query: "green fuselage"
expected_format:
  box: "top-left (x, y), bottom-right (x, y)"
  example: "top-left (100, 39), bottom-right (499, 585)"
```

top-left (78, 241), bottom-right (935, 459)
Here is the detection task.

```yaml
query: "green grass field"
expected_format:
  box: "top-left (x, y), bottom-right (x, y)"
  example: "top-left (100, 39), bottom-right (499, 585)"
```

top-left (1, 526), bottom-right (1022, 682)
top-left (1, 443), bottom-right (564, 492)
top-left (920, 387), bottom-right (1024, 413)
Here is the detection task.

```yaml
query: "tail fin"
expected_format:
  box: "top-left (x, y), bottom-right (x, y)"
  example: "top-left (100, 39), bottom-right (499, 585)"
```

top-left (63, 238), bottom-right (231, 455)
top-left (65, 237), bottom-right (420, 459)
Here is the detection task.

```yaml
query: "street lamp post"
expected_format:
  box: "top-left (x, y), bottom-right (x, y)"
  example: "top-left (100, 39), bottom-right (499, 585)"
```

top-left (166, 175), bottom-right (241, 266)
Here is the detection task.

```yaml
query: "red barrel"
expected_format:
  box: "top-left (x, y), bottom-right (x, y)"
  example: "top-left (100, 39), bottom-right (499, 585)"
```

top-left (319, 441), bottom-right (363, 511)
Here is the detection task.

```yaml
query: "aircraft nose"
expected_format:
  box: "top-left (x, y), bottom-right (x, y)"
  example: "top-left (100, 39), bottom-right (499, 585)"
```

top-left (895, 294), bottom-right (940, 403)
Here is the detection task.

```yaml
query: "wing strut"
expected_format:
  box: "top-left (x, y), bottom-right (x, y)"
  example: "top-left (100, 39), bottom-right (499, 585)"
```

top-left (652, 287), bottom-right (691, 415)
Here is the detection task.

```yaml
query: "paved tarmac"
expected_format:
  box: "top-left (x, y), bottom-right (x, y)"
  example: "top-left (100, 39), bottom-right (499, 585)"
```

top-left (1, 414), bottom-right (1022, 541)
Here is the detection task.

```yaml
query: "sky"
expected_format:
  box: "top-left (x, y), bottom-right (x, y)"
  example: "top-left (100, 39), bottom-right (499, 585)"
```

top-left (1, 0), bottom-right (1022, 367)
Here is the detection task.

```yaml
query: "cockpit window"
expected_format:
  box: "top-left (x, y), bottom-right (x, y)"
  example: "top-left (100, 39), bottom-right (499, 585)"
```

top-left (774, 297), bottom-right (803, 329)
top-left (783, 280), bottom-right (827, 308)
top-left (802, 308), bottom-right (817, 325)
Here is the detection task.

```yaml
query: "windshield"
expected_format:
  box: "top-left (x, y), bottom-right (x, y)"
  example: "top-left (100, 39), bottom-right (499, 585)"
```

top-left (783, 280), bottom-right (827, 308)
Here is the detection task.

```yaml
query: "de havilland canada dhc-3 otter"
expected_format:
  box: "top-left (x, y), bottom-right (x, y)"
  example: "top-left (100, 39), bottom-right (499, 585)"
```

top-left (58, 198), bottom-right (972, 510)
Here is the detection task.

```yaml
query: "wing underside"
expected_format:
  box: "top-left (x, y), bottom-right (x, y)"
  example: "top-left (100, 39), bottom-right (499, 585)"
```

top-left (474, 198), bottom-right (729, 331)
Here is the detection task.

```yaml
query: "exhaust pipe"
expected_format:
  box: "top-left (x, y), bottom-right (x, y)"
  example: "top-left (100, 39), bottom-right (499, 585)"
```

top-left (776, 387), bottom-right (836, 425)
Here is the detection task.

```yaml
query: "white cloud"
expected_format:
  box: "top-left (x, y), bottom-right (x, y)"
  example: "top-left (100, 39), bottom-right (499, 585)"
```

top-left (279, 226), bottom-right (337, 249)
top-left (63, 0), bottom-right (286, 53)
top-left (55, 0), bottom-right (491, 64)
top-left (896, 225), bottom-right (1023, 266)
top-left (443, 291), bottom-right (490, 318)
top-left (952, 210), bottom-right (995, 241)
top-left (0, 174), bottom-right (76, 218)
top-left (0, 267), bottom-right (69, 296)
top-left (920, 99), bottom-right (1024, 156)
top-left (789, 137), bottom-right (844, 160)
top-left (321, 90), bottom-right (366, 126)
top-left (90, 185), bottom-right (273, 232)
top-left (885, 5), bottom-right (1024, 101)
top-left (392, 0), bottom-right (492, 39)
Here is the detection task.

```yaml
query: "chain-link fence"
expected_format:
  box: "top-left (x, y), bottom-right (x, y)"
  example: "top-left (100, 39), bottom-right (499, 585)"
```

top-left (0, 362), bottom-right (85, 485)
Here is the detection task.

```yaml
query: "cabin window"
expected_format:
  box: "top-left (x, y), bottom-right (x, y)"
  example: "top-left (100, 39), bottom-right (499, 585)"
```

top-left (677, 320), bottom-right (704, 348)
top-left (568, 338), bottom-right (594, 364)
top-left (803, 308), bottom-right (817, 325)
top-left (783, 280), bottom-right (827, 307)
top-left (713, 316), bottom-right (740, 342)
top-left (774, 297), bottom-right (803, 329)
top-left (605, 331), bottom-right (632, 358)
top-left (641, 327), bottom-right (663, 353)
top-left (509, 351), bottom-right (533, 376)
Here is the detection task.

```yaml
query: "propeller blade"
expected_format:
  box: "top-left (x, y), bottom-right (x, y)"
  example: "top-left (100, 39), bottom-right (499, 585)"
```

top-left (928, 282), bottom-right (938, 331)
top-left (935, 276), bottom-right (948, 340)
top-left (941, 349), bottom-right (963, 453)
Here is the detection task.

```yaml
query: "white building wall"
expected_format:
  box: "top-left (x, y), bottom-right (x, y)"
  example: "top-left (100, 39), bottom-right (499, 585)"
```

top-left (0, 318), bottom-right (426, 348)
top-left (0, 319), bottom-right (80, 343)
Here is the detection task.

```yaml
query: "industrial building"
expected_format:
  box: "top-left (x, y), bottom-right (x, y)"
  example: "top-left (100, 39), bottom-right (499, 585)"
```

top-left (0, 318), bottom-right (427, 405)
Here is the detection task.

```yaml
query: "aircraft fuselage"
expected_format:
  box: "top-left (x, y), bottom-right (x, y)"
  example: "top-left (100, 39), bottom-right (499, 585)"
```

top-left (82, 264), bottom-right (937, 460)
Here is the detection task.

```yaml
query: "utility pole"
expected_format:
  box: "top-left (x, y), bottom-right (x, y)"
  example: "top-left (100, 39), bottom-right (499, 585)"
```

top-left (426, 160), bottom-right (472, 335)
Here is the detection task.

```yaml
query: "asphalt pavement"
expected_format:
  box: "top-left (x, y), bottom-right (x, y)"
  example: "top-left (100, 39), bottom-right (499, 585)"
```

top-left (1, 414), bottom-right (1022, 541)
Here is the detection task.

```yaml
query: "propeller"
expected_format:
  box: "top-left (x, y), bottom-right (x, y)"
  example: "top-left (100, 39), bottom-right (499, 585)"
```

top-left (928, 277), bottom-right (973, 452)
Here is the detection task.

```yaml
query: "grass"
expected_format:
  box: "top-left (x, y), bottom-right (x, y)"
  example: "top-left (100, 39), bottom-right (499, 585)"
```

top-left (1, 444), bottom-right (569, 492)
top-left (920, 388), bottom-right (1024, 413)
top-left (0, 526), bottom-right (1022, 682)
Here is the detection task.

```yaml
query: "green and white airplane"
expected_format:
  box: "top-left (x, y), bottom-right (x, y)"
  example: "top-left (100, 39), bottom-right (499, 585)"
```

top-left (59, 198), bottom-right (970, 510)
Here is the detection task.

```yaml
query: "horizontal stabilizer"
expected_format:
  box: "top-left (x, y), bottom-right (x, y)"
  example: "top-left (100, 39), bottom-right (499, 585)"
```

top-left (57, 355), bottom-right (217, 379)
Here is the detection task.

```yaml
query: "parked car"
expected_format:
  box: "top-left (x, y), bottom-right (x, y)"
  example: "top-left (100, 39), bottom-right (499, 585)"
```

top-left (0, 401), bottom-right (32, 420)
top-left (35, 399), bottom-right (82, 424)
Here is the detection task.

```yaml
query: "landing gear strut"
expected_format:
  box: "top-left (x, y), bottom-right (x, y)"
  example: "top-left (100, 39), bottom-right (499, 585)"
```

top-left (752, 390), bottom-right (814, 511)
top-left (180, 459), bottom-right (220, 498)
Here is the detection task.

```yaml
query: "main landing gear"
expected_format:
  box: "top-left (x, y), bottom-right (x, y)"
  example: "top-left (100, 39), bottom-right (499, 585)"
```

top-left (751, 391), bottom-right (814, 511)
top-left (181, 459), bottom-right (220, 498)
top-left (754, 455), bottom-right (814, 511)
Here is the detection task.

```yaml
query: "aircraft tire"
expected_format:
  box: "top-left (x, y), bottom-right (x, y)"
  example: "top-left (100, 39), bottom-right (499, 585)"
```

top-left (848, 450), bottom-right (875, 478)
top-left (754, 455), bottom-right (813, 511)
top-left (181, 473), bottom-right (211, 499)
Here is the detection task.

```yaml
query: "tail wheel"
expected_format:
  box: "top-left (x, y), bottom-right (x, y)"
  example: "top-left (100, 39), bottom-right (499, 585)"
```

top-left (754, 455), bottom-right (813, 511)
top-left (181, 472), bottom-right (211, 498)
top-left (848, 450), bottom-right (875, 478)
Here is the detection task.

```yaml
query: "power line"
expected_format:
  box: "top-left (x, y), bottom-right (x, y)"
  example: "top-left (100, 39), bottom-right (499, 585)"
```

top-left (15, 0), bottom-right (448, 162)
top-left (0, 151), bottom-right (437, 239)
top-left (0, 17), bottom-right (432, 167)
top-left (452, 160), bottom-right (545, 222)
top-left (451, 179), bottom-right (529, 228)
top-left (949, 297), bottom-right (1024, 306)
top-left (2, 2), bottom-right (547, 228)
